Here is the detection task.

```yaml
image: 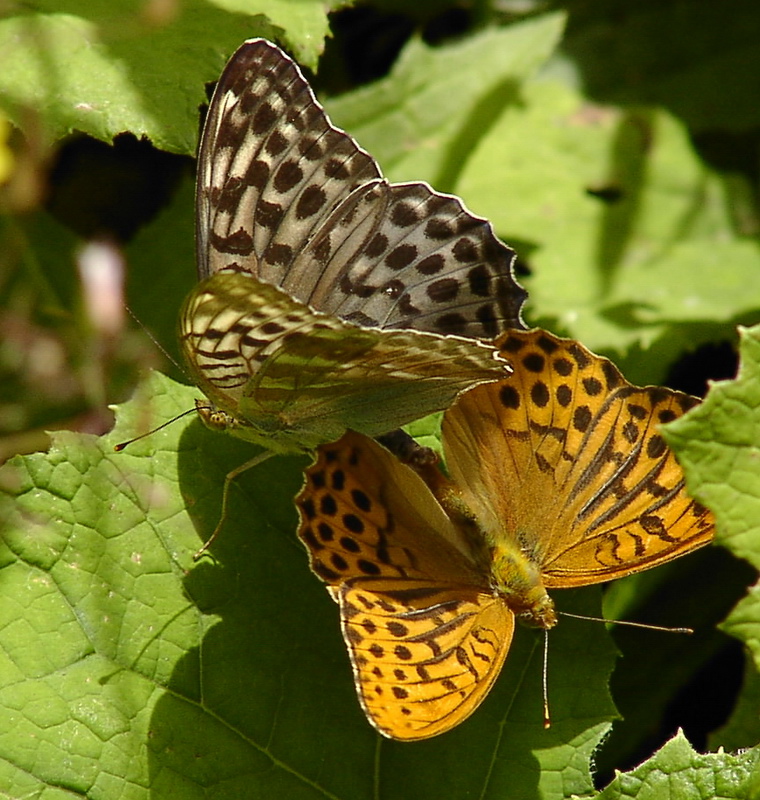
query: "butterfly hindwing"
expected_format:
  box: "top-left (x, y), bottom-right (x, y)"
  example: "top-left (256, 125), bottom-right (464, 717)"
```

top-left (293, 179), bottom-right (527, 339)
top-left (181, 269), bottom-right (509, 451)
top-left (247, 330), bottom-right (508, 440)
top-left (338, 578), bottom-right (513, 741)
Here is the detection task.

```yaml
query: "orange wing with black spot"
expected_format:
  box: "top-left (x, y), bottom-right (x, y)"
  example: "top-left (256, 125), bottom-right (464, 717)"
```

top-left (442, 329), bottom-right (714, 588)
top-left (296, 432), bottom-right (515, 741)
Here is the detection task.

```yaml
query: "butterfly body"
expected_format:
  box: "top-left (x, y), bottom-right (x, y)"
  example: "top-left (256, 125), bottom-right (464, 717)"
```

top-left (490, 544), bottom-right (558, 629)
top-left (297, 329), bottom-right (714, 740)
top-left (417, 460), bottom-right (558, 628)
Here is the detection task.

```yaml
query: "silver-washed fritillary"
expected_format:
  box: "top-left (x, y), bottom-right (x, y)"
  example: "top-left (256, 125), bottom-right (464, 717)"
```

top-left (179, 39), bottom-right (527, 454)
top-left (296, 329), bottom-right (715, 740)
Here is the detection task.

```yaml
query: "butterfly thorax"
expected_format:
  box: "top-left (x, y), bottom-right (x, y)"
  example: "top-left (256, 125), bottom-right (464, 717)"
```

top-left (418, 469), bottom-right (557, 629)
top-left (490, 544), bottom-right (558, 631)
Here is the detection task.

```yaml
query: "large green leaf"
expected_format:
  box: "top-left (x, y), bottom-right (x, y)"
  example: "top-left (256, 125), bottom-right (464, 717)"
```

top-left (1, 372), bottom-right (620, 798)
top-left (323, 14), bottom-right (759, 380)
top-left (664, 323), bottom-right (760, 753)
top-left (0, 0), bottom-right (335, 154)
top-left (326, 15), bottom-right (566, 190)
top-left (459, 81), bottom-right (758, 373)
top-left (596, 731), bottom-right (760, 800)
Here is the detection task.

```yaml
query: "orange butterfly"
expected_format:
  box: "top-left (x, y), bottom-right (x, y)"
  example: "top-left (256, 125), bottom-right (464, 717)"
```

top-left (296, 329), bottom-right (715, 740)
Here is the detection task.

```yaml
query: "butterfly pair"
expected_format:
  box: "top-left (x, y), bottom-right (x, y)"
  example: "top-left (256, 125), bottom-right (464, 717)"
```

top-left (179, 39), bottom-right (714, 741)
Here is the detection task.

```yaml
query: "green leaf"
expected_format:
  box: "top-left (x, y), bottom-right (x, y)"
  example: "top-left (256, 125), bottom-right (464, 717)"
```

top-left (563, 1), bottom-right (760, 132)
top-left (0, 372), bottom-right (621, 799)
top-left (664, 323), bottom-right (760, 753)
top-left (0, 114), bottom-right (12, 182)
top-left (596, 731), bottom-right (760, 800)
top-left (664, 323), bottom-right (760, 654)
top-left (326, 14), bottom-right (566, 190)
top-left (0, 1), bottom-right (333, 154)
top-left (459, 81), bottom-right (757, 373)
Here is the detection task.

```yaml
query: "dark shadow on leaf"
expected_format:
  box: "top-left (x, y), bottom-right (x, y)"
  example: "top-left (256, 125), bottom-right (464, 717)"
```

top-left (604, 313), bottom-right (756, 386)
top-left (595, 545), bottom-right (755, 786)
top-left (561, 3), bottom-right (760, 133)
top-left (435, 78), bottom-right (525, 195)
top-left (144, 416), bottom-right (621, 798)
top-left (591, 110), bottom-right (653, 296)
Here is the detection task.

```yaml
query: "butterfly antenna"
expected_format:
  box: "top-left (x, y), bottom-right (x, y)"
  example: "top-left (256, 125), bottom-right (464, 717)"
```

top-left (125, 304), bottom-right (186, 375)
top-left (542, 629), bottom-right (551, 729)
top-left (114, 305), bottom-right (200, 451)
top-left (113, 408), bottom-right (199, 451)
top-left (558, 611), bottom-right (693, 635)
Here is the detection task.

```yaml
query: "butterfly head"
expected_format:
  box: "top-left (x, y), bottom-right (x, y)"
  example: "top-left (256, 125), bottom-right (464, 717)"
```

top-left (195, 399), bottom-right (235, 432)
top-left (193, 397), bottom-right (314, 454)
top-left (515, 594), bottom-right (558, 630)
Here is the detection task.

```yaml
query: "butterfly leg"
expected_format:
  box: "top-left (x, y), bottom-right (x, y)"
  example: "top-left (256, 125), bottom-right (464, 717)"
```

top-left (193, 449), bottom-right (274, 559)
top-left (374, 429), bottom-right (438, 468)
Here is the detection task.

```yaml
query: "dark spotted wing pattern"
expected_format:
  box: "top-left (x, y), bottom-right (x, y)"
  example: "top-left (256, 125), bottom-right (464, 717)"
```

top-left (180, 268), bottom-right (509, 452)
top-left (296, 431), bottom-right (514, 740)
top-left (442, 329), bottom-right (715, 587)
top-left (182, 39), bottom-right (526, 453)
top-left (196, 38), bottom-right (526, 340)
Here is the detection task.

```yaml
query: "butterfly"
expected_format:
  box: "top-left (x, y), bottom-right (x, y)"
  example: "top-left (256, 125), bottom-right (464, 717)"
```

top-left (179, 38), bottom-right (527, 455)
top-left (295, 329), bottom-right (715, 740)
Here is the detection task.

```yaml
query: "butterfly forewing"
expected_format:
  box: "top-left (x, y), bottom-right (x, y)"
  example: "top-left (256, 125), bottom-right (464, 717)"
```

top-left (442, 329), bottom-right (715, 588)
top-left (543, 386), bottom-right (713, 583)
top-left (197, 40), bottom-right (380, 282)
top-left (296, 430), bottom-right (479, 578)
top-left (197, 38), bottom-right (526, 339)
